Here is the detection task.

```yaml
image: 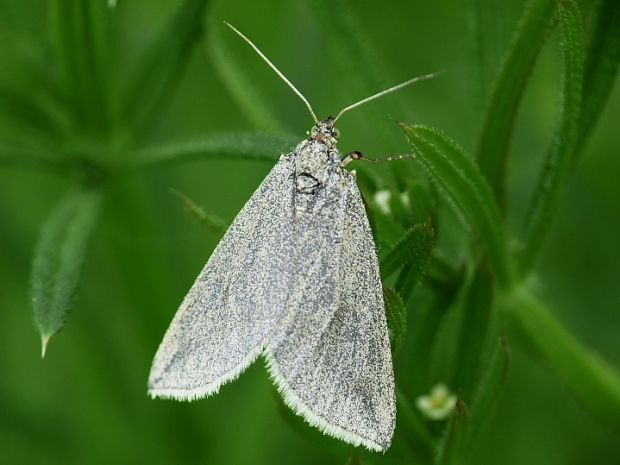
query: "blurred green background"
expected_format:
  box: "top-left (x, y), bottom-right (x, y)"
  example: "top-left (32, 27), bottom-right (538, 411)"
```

top-left (1, 0), bottom-right (619, 464)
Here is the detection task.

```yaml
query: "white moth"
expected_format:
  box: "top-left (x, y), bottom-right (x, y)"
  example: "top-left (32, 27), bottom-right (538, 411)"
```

top-left (148, 22), bottom-right (438, 452)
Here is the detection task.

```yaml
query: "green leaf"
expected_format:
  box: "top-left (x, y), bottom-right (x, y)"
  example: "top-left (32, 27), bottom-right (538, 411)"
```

top-left (576, 0), bottom-right (620, 154)
top-left (475, 0), bottom-right (556, 205)
top-left (434, 400), bottom-right (468, 465)
top-left (395, 387), bottom-right (435, 463)
top-left (521, 0), bottom-right (584, 273)
top-left (437, 338), bottom-right (509, 465)
top-left (408, 260), bottom-right (466, 392)
top-left (207, 18), bottom-right (285, 132)
top-left (453, 263), bottom-right (495, 401)
top-left (48, 0), bottom-right (110, 133)
top-left (383, 286), bottom-right (407, 354)
top-left (380, 220), bottom-right (434, 280)
top-left (505, 288), bottom-right (620, 432)
top-left (401, 124), bottom-right (512, 289)
top-left (170, 188), bottom-right (227, 234)
top-left (467, 336), bottom-right (510, 439)
top-left (31, 188), bottom-right (102, 356)
top-left (395, 259), bottom-right (430, 304)
top-left (132, 132), bottom-right (299, 169)
top-left (405, 182), bottom-right (435, 226)
top-left (122, 0), bottom-right (209, 136)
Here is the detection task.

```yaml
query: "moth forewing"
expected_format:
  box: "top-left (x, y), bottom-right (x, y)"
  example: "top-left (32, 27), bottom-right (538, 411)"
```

top-left (148, 158), bottom-right (296, 400)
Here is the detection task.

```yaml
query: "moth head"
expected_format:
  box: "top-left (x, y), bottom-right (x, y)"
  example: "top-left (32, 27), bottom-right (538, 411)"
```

top-left (310, 116), bottom-right (340, 147)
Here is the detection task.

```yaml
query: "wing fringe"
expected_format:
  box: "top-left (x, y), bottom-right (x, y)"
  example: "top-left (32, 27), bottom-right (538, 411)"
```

top-left (263, 344), bottom-right (389, 452)
top-left (148, 342), bottom-right (266, 401)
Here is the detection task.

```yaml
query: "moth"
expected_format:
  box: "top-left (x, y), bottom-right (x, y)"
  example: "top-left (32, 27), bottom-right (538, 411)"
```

top-left (148, 22), bottom-right (437, 452)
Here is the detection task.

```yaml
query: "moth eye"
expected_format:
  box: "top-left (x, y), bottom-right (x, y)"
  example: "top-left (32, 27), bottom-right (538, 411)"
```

top-left (333, 128), bottom-right (341, 139)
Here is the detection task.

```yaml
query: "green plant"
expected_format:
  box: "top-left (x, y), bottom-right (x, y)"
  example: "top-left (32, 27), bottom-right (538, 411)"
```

top-left (1, 0), bottom-right (619, 464)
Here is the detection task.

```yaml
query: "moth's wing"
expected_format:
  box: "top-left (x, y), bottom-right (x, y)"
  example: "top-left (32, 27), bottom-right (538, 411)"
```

top-left (149, 156), bottom-right (295, 400)
top-left (265, 175), bottom-right (396, 452)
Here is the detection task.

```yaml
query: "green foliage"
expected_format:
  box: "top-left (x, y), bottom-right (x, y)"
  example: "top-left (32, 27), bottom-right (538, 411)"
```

top-left (475, 0), bottom-right (556, 205)
top-left (133, 132), bottom-right (298, 168)
top-left (170, 188), bottom-right (227, 233)
top-left (380, 221), bottom-right (434, 286)
top-left (521, 0), bottom-right (584, 272)
top-left (1, 0), bottom-right (619, 464)
top-left (578, 0), bottom-right (620, 153)
top-left (31, 188), bottom-right (101, 356)
top-left (122, 0), bottom-right (210, 136)
top-left (48, 0), bottom-right (111, 135)
top-left (383, 286), bottom-right (407, 354)
top-left (453, 264), bottom-right (495, 401)
top-left (208, 18), bottom-right (285, 131)
top-left (435, 339), bottom-right (510, 465)
top-left (504, 288), bottom-right (620, 432)
top-left (401, 124), bottom-right (512, 288)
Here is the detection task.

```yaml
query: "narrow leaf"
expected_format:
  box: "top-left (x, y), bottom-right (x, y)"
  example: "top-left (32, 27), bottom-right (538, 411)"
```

top-left (122, 0), bottom-right (209, 135)
top-left (170, 188), bottom-right (227, 233)
top-left (380, 220), bottom-right (435, 280)
top-left (475, 0), bottom-right (556, 205)
top-left (521, 0), bottom-right (584, 273)
top-left (434, 400), bottom-right (468, 465)
top-left (453, 263), bottom-right (495, 401)
top-left (409, 261), bottom-right (466, 392)
top-left (395, 258), bottom-right (431, 304)
top-left (395, 387), bottom-right (435, 463)
top-left (48, 0), bottom-right (110, 132)
top-left (505, 288), bottom-right (620, 432)
top-left (576, 0), bottom-right (620, 154)
top-left (467, 336), bottom-right (510, 438)
top-left (31, 189), bottom-right (102, 356)
top-left (383, 286), bottom-right (407, 354)
top-left (401, 124), bottom-right (512, 288)
top-left (132, 132), bottom-right (299, 169)
top-left (437, 337), bottom-right (509, 464)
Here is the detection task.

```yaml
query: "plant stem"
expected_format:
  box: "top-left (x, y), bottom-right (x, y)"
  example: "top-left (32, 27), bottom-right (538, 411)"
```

top-left (503, 287), bottom-right (620, 432)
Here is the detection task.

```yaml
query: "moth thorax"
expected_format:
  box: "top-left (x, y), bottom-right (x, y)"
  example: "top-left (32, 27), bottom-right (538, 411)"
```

top-left (293, 140), bottom-right (333, 219)
top-left (295, 141), bottom-right (331, 183)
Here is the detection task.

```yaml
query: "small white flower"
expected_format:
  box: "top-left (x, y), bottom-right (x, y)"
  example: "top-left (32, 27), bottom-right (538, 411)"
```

top-left (373, 190), bottom-right (392, 215)
top-left (416, 383), bottom-right (457, 420)
top-left (400, 191), bottom-right (410, 208)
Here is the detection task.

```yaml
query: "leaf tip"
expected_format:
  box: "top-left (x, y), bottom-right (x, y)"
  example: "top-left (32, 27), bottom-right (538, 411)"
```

top-left (41, 334), bottom-right (51, 358)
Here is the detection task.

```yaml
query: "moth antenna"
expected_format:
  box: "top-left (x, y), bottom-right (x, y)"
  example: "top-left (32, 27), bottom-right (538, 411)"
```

top-left (224, 21), bottom-right (319, 124)
top-left (341, 151), bottom-right (416, 166)
top-left (333, 71), bottom-right (443, 123)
